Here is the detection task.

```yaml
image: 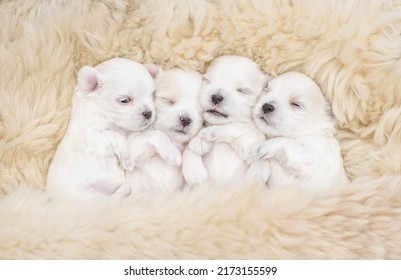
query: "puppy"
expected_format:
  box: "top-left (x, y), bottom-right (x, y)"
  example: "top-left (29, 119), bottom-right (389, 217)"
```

top-left (252, 71), bottom-right (349, 190)
top-left (127, 68), bottom-right (203, 192)
top-left (183, 55), bottom-right (270, 187)
top-left (47, 58), bottom-right (157, 199)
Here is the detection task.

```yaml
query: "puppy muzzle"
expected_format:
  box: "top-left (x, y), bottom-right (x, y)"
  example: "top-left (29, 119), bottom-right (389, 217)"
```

top-left (142, 110), bottom-right (153, 120)
top-left (262, 103), bottom-right (275, 114)
top-left (206, 108), bottom-right (228, 118)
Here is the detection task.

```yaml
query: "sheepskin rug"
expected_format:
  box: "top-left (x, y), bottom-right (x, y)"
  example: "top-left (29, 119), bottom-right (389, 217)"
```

top-left (1, 0), bottom-right (401, 259)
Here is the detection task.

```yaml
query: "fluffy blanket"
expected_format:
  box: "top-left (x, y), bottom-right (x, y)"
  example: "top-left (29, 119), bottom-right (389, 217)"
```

top-left (1, 0), bottom-right (401, 259)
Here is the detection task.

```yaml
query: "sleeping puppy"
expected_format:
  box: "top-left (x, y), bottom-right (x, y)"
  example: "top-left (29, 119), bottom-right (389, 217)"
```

top-left (47, 58), bottom-right (157, 199)
top-left (127, 68), bottom-right (203, 192)
top-left (183, 55), bottom-right (270, 187)
top-left (252, 71), bottom-right (349, 191)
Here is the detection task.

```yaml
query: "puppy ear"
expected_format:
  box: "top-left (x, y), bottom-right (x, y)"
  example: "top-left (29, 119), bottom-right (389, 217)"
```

top-left (325, 103), bottom-right (337, 125)
top-left (77, 66), bottom-right (101, 93)
top-left (145, 64), bottom-right (161, 79)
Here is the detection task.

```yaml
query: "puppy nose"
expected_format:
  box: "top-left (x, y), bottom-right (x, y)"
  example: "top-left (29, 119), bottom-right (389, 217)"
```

top-left (180, 116), bottom-right (192, 127)
top-left (142, 111), bottom-right (152, 120)
top-left (262, 103), bottom-right (275, 114)
top-left (211, 94), bottom-right (224, 105)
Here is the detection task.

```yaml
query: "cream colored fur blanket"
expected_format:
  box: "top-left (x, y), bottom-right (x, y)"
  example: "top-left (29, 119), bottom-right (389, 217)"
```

top-left (1, 0), bottom-right (401, 259)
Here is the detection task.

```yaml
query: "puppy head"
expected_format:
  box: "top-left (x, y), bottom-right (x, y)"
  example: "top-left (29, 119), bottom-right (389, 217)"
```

top-left (76, 58), bottom-right (158, 132)
top-left (153, 68), bottom-right (203, 143)
top-left (200, 55), bottom-right (269, 125)
top-left (253, 71), bottom-right (336, 138)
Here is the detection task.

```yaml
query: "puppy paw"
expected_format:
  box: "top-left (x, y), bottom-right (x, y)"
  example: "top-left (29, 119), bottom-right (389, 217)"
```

top-left (188, 136), bottom-right (211, 155)
top-left (119, 153), bottom-right (135, 172)
top-left (133, 149), bottom-right (155, 165)
top-left (114, 144), bottom-right (134, 171)
top-left (232, 142), bottom-right (252, 161)
top-left (199, 126), bottom-right (219, 141)
top-left (162, 147), bottom-right (182, 166)
top-left (252, 144), bottom-right (270, 160)
top-left (245, 161), bottom-right (270, 183)
top-left (182, 150), bottom-right (208, 185)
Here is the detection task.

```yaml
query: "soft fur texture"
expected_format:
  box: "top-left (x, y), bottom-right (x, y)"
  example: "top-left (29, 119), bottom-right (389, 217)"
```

top-left (1, 0), bottom-right (401, 259)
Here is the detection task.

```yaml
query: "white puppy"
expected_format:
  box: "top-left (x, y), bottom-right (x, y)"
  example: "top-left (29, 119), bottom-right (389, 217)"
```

top-left (252, 71), bottom-right (349, 190)
top-left (127, 68), bottom-right (203, 192)
top-left (183, 55), bottom-right (270, 187)
top-left (47, 58), bottom-right (156, 199)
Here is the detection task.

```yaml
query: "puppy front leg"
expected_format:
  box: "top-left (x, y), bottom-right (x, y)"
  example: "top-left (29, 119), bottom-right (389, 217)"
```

top-left (245, 160), bottom-right (271, 184)
top-left (88, 129), bottom-right (134, 171)
top-left (256, 137), bottom-right (302, 168)
top-left (188, 124), bottom-right (242, 155)
top-left (147, 130), bottom-right (182, 166)
top-left (187, 134), bottom-right (212, 156)
top-left (199, 123), bottom-right (244, 143)
top-left (182, 148), bottom-right (208, 186)
top-left (110, 134), bottom-right (135, 172)
top-left (128, 135), bottom-right (156, 165)
top-left (199, 123), bottom-right (263, 161)
top-left (231, 134), bottom-right (264, 162)
top-left (256, 137), bottom-right (287, 159)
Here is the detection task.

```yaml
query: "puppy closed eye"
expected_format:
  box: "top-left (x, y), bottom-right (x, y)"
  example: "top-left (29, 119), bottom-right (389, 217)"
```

top-left (236, 88), bottom-right (252, 95)
top-left (118, 97), bottom-right (132, 104)
top-left (290, 102), bottom-right (303, 109)
top-left (160, 97), bottom-right (175, 105)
